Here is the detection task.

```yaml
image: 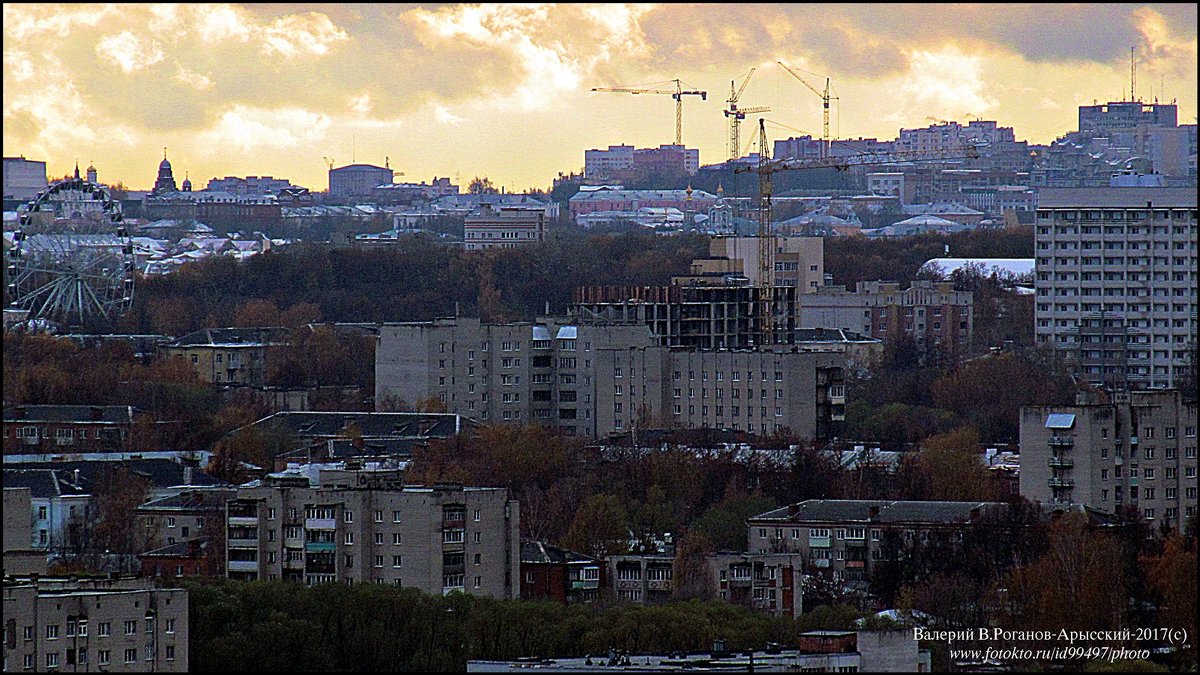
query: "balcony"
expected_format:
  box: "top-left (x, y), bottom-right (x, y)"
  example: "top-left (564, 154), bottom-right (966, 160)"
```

top-left (228, 560), bottom-right (259, 572)
top-left (283, 558), bottom-right (304, 570)
top-left (305, 542), bottom-right (336, 553)
top-left (570, 579), bottom-right (600, 591)
top-left (1129, 435), bottom-right (1139, 445)
top-left (812, 559), bottom-right (831, 568)
top-left (284, 536), bottom-right (304, 549)
top-left (647, 579), bottom-right (673, 592)
top-left (615, 579), bottom-right (642, 591)
top-left (305, 518), bottom-right (336, 530)
top-left (1048, 436), bottom-right (1074, 447)
top-left (729, 576), bottom-right (753, 587)
top-left (1048, 456), bottom-right (1074, 468)
top-left (228, 536), bottom-right (258, 549)
top-left (808, 535), bottom-right (831, 548)
top-left (1048, 477), bottom-right (1075, 488)
top-left (228, 516), bottom-right (258, 526)
top-left (845, 561), bottom-right (865, 569)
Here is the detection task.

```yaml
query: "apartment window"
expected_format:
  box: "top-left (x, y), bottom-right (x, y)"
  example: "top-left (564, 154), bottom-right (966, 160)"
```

top-left (166, 645), bottom-right (175, 662)
top-left (475, 576), bottom-right (482, 589)
top-left (473, 532), bottom-right (481, 544)
top-left (344, 510), bottom-right (353, 523)
top-left (46, 625), bottom-right (59, 640)
top-left (124, 648), bottom-right (136, 664)
top-left (344, 532), bottom-right (354, 545)
top-left (374, 555), bottom-right (384, 568)
top-left (374, 510), bottom-right (383, 523)
top-left (98, 622), bottom-right (111, 637)
top-left (46, 653), bottom-right (59, 669)
top-left (167, 517), bottom-right (176, 528)
top-left (98, 651), bottom-right (110, 666)
top-left (123, 621), bottom-right (136, 636)
top-left (375, 533), bottom-right (384, 545)
top-left (393, 533), bottom-right (402, 545)
top-left (393, 555), bottom-right (403, 568)
top-left (165, 619), bottom-right (174, 634)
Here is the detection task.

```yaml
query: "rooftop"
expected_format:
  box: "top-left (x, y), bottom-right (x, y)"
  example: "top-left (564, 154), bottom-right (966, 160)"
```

top-left (749, 499), bottom-right (1005, 524)
top-left (1038, 187), bottom-right (1197, 208)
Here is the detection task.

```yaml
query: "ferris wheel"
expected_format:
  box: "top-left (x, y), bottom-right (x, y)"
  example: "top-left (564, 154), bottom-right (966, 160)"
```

top-left (5, 176), bottom-right (136, 330)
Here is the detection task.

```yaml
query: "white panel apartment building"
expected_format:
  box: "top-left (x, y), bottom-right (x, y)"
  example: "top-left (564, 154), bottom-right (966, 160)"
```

top-left (1034, 187), bottom-right (1197, 389)
top-left (1020, 389), bottom-right (1198, 533)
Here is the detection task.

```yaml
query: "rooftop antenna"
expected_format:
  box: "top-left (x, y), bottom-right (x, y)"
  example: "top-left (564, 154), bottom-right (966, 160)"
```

top-left (352, 134), bottom-right (356, 163)
top-left (1130, 46), bottom-right (1136, 102)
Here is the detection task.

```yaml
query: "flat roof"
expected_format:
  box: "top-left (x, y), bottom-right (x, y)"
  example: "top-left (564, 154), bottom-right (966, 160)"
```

top-left (1038, 187), bottom-right (1197, 208)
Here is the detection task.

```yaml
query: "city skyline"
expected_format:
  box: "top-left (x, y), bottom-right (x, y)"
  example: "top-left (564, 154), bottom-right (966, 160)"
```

top-left (3, 3), bottom-right (1197, 191)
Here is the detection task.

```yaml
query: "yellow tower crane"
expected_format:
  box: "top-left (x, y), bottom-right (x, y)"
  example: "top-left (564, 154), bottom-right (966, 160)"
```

top-left (725, 68), bottom-right (770, 161)
top-left (592, 79), bottom-right (707, 146)
top-left (777, 61), bottom-right (839, 159)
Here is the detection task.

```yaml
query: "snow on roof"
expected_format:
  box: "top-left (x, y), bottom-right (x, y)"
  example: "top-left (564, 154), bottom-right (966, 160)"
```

top-left (920, 258), bottom-right (1035, 279)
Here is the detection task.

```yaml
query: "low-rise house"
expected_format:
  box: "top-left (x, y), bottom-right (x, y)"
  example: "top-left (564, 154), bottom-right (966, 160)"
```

top-left (746, 500), bottom-right (1009, 591)
top-left (3, 405), bottom-right (138, 455)
top-left (706, 551), bottom-right (806, 618)
top-left (519, 541), bottom-right (606, 604)
top-left (164, 327), bottom-right (290, 386)
top-left (606, 553), bottom-right (675, 605)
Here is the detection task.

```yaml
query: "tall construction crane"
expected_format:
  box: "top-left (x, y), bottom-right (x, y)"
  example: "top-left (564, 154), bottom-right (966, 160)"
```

top-left (592, 79), bottom-right (707, 146)
top-left (725, 68), bottom-right (770, 161)
top-left (735, 128), bottom-right (983, 344)
top-left (777, 61), bottom-right (838, 159)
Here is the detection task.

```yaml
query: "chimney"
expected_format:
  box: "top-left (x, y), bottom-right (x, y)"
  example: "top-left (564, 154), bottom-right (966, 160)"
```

top-left (73, 469), bottom-right (80, 486)
top-left (868, 505), bottom-right (880, 518)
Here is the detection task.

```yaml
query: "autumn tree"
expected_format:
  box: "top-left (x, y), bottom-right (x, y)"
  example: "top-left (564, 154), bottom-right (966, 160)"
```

top-left (998, 513), bottom-right (1129, 633)
top-left (895, 427), bottom-right (1001, 501)
top-left (1143, 534), bottom-right (1198, 667)
top-left (672, 530), bottom-right (716, 600)
top-left (91, 465), bottom-right (152, 556)
top-left (562, 494), bottom-right (629, 558)
top-left (468, 176), bottom-right (498, 194)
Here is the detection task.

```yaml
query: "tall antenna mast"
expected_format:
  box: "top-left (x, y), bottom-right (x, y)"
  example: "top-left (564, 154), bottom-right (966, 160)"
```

top-left (1130, 46), bottom-right (1136, 102)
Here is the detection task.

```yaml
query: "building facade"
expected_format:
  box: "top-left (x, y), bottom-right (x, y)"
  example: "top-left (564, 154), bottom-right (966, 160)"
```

top-left (798, 280), bottom-right (974, 361)
top-left (746, 500), bottom-right (1005, 589)
top-left (205, 175), bottom-right (295, 197)
top-left (328, 164), bottom-right (395, 199)
top-left (2, 576), bottom-right (188, 672)
top-left (705, 551), bottom-right (805, 618)
top-left (164, 327), bottom-right (291, 386)
top-left (1078, 101), bottom-right (1178, 134)
top-left (1019, 389), bottom-right (1198, 533)
top-left (463, 204), bottom-right (546, 250)
top-left (519, 541), bottom-right (604, 604)
top-left (2, 156), bottom-right (47, 201)
top-left (375, 317), bottom-right (847, 439)
top-left (1034, 187), bottom-right (1198, 388)
top-left (222, 473), bottom-right (519, 598)
top-left (3, 405), bottom-right (137, 455)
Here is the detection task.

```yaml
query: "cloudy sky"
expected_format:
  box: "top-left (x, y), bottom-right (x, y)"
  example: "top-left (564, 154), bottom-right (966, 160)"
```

top-left (4, 3), bottom-right (1196, 192)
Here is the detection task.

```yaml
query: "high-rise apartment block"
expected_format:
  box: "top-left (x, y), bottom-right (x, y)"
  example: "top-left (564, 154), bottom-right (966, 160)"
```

top-left (1020, 389), bottom-right (1198, 533)
top-left (1034, 187), bottom-right (1198, 388)
top-left (223, 470), bottom-right (519, 597)
top-left (375, 317), bottom-right (846, 439)
top-left (2, 576), bottom-right (188, 672)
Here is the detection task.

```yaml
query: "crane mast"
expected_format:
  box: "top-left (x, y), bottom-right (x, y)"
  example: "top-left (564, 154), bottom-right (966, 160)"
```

top-left (778, 61), bottom-right (838, 159)
top-left (725, 68), bottom-right (770, 161)
top-left (757, 118), bottom-right (774, 345)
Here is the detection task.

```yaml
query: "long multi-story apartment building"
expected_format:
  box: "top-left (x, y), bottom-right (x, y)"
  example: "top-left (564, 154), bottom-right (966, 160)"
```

top-left (745, 500), bottom-right (1006, 590)
top-left (222, 469), bottom-right (519, 598)
top-left (1020, 389), bottom-right (1198, 533)
top-left (375, 317), bottom-right (846, 439)
top-left (1034, 187), bottom-right (1198, 388)
top-left (2, 576), bottom-right (188, 672)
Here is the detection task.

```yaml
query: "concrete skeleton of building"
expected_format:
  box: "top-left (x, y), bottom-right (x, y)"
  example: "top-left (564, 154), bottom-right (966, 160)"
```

top-left (1020, 389), bottom-right (1198, 533)
top-left (1033, 186), bottom-right (1198, 389)
top-left (221, 467), bottom-right (520, 598)
top-left (2, 576), bottom-right (188, 672)
top-left (375, 317), bottom-right (847, 440)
